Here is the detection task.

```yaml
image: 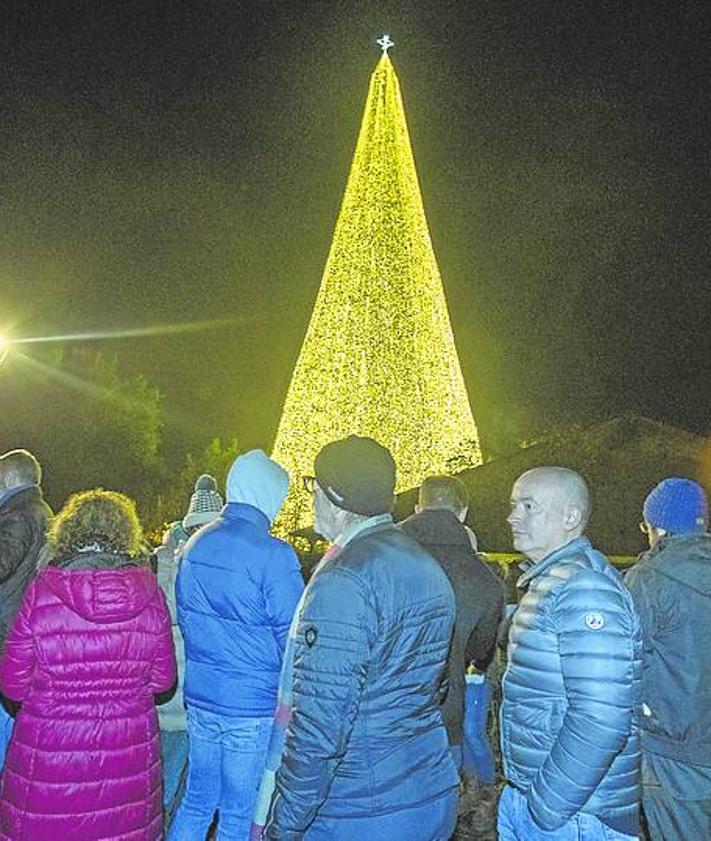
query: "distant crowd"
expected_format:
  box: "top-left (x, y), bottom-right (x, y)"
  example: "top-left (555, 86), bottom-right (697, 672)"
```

top-left (0, 440), bottom-right (708, 841)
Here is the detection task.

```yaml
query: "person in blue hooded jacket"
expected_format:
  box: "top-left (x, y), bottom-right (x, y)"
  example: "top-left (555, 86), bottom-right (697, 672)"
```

top-left (168, 450), bottom-right (304, 841)
top-left (499, 466), bottom-right (642, 841)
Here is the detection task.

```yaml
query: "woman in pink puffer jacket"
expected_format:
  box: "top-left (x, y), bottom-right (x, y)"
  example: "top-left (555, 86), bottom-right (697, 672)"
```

top-left (0, 489), bottom-right (176, 840)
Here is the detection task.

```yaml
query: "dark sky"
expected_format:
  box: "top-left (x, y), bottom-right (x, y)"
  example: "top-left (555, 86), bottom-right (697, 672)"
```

top-left (1, 0), bottom-right (709, 456)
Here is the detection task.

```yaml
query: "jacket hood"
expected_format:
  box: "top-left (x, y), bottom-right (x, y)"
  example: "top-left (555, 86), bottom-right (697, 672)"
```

top-left (225, 449), bottom-right (289, 523)
top-left (41, 564), bottom-right (160, 624)
top-left (400, 509), bottom-right (470, 548)
top-left (644, 532), bottom-right (711, 596)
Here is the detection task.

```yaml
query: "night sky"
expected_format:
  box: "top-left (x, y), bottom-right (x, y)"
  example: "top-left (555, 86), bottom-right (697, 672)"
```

top-left (2, 0), bottom-right (709, 457)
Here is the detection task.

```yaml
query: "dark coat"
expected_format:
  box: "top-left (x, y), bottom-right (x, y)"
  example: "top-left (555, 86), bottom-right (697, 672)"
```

top-left (0, 487), bottom-right (52, 651)
top-left (626, 532), bottom-right (711, 769)
top-left (400, 509), bottom-right (504, 745)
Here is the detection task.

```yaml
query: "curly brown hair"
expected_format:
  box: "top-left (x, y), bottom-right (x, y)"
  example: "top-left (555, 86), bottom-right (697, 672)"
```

top-left (49, 489), bottom-right (143, 557)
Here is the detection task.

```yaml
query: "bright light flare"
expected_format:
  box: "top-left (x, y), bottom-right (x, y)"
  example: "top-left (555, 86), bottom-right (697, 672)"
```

top-left (10, 318), bottom-right (237, 347)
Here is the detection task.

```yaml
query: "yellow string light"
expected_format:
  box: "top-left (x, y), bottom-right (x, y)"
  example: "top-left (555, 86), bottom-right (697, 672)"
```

top-left (272, 52), bottom-right (482, 535)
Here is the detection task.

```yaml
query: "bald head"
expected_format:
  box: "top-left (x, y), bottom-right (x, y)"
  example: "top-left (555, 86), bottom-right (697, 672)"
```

top-left (507, 467), bottom-right (590, 562)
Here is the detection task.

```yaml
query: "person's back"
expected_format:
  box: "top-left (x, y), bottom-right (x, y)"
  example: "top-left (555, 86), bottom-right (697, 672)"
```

top-left (264, 436), bottom-right (459, 841)
top-left (170, 450), bottom-right (303, 841)
top-left (0, 489), bottom-right (175, 841)
top-left (155, 475), bottom-right (224, 826)
top-left (400, 506), bottom-right (503, 748)
top-left (177, 500), bottom-right (303, 717)
top-left (316, 524), bottom-right (457, 812)
top-left (0, 449), bottom-right (53, 649)
top-left (627, 532), bottom-right (711, 762)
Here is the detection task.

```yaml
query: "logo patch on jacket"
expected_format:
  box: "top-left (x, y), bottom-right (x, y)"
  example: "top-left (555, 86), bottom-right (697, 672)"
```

top-left (304, 626), bottom-right (318, 647)
top-left (584, 611), bottom-right (605, 630)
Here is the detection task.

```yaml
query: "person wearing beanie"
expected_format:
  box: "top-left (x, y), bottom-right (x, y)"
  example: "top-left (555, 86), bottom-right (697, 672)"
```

top-left (154, 474), bottom-right (224, 828)
top-left (262, 435), bottom-right (459, 841)
top-left (626, 478), bottom-right (711, 841)
top-left (169, 451), bottom-right (303, 841)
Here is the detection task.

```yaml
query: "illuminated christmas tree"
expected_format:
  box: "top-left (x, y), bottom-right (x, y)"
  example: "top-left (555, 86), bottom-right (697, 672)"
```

top-left (273, 37), bottom-right (482, 533)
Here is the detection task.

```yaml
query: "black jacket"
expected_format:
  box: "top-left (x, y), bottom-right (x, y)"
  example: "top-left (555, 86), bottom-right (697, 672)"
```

top-left (400, 509), bottom-right (504, 745)
top-left (626, 532), bottom-right (711, 769)
top-left (0, 486), bottom-right (52, 650)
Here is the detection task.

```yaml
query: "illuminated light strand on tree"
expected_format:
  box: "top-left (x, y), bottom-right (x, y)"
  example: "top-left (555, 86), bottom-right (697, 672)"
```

top-left (272, 49), bottom-right (482, 535)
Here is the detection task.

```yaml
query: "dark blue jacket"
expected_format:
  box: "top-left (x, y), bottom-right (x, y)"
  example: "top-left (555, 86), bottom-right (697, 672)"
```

top-left (626, 532), bottom-right (711, 769)
top-left (177, 502), bottom-right (304, 717)
top-left (501, 537), bottom-right (642, 836)
top-left (266, 520), bottom-right (459, 834)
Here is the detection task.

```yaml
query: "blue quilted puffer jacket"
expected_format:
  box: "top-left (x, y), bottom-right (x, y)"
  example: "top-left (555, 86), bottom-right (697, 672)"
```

top-left (267, 520), bottom-right (459, 834)
top-left (177, 502), bottom-right (304, 717)
top-left (501, 536), bottom-right (642, 836)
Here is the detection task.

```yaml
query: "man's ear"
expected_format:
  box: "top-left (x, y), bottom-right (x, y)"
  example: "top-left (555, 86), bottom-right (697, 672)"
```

top-left (564, 505), bottom-right (583, 531)
top-left (415, 503), bottom-right (422, 514)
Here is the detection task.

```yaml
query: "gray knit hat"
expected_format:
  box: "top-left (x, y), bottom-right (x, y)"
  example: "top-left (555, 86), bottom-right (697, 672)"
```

top-left (183, 474), bottom-right (223, 530)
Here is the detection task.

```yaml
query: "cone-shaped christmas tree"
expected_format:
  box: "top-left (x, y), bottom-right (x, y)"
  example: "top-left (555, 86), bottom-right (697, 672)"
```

top-left (272, 46), bottom-right (482, 534)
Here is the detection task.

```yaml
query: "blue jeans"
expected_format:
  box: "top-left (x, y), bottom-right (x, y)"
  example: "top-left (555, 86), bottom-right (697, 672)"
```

top-left (160, 729), bottom-right (189, 810)
top-left (462, 675), bottom-right (495, 784)
top-left (498, 785), bottom-right (636, 840)
top-left (168, 708), bottom-right (272, 841)
top-left (303, 789), bottom-right (458, 841)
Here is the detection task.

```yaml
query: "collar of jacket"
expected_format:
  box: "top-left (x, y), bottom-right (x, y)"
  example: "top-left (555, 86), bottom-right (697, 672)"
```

top-left (400, 508), bottom-right (470, 548)
top-left (643, 531), bottom-right (710, 560)
top-left (0, 483), bottom-right (40, 511)
top-left (336, 512), bottom-right (393, 549)
top-left (517, 535), bottom-right (592, 588)
top-left (221, 501), bottom-right (270, 531)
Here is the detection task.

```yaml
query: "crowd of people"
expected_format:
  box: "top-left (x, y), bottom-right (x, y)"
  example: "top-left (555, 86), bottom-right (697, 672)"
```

top-left (0, 440), bottom-right (708, 840)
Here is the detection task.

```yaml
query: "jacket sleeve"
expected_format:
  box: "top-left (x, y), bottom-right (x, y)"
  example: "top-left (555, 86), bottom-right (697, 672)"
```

top-left (149, 588), bottom-right (177, 694)
top-left (0, 580), bottom-right (38, 701)
top-left (264, 567), bottom-right (372, 839)
top-left (464, 577), bottom-right (504, 669)
top-left (264, 546), bottom-right (305, 655)
top-left (528, 571), bottom-right (639, 830)
top-left (0, 514), bottom-right (32, 583)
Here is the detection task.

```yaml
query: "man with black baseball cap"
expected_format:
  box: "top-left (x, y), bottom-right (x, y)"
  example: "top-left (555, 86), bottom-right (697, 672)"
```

top-left (264, 435), bottom-right (459, 840)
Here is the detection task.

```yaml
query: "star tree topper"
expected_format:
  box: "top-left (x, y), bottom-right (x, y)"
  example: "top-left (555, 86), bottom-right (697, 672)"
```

top-left (377, 34), bottom-right (394, 54)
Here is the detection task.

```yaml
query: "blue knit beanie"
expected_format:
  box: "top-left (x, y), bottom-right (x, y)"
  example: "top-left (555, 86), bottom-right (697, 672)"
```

top-left (643, 477), bottom-right (708, 534)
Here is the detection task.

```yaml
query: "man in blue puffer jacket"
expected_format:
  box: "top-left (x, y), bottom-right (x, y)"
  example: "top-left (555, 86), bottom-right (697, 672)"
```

top-left (169, 450), bottom-right (304, 841)
top-left (499, 466), bottom-right (642, 841)
top-left (264, 435), bottom-right (459, 840)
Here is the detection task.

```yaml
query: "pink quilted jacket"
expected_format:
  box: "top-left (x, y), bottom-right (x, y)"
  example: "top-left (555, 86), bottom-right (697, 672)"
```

top-left (0, 563), bottom-right (176, 840)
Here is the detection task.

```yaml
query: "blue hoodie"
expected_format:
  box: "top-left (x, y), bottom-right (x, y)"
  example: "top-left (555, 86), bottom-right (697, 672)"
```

top-left (177, 450), bottom-right (304, 717)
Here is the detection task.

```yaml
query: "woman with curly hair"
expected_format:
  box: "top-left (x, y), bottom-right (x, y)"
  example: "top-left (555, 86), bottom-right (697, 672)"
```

top-left (0, 489), bottom-right (176, 840)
